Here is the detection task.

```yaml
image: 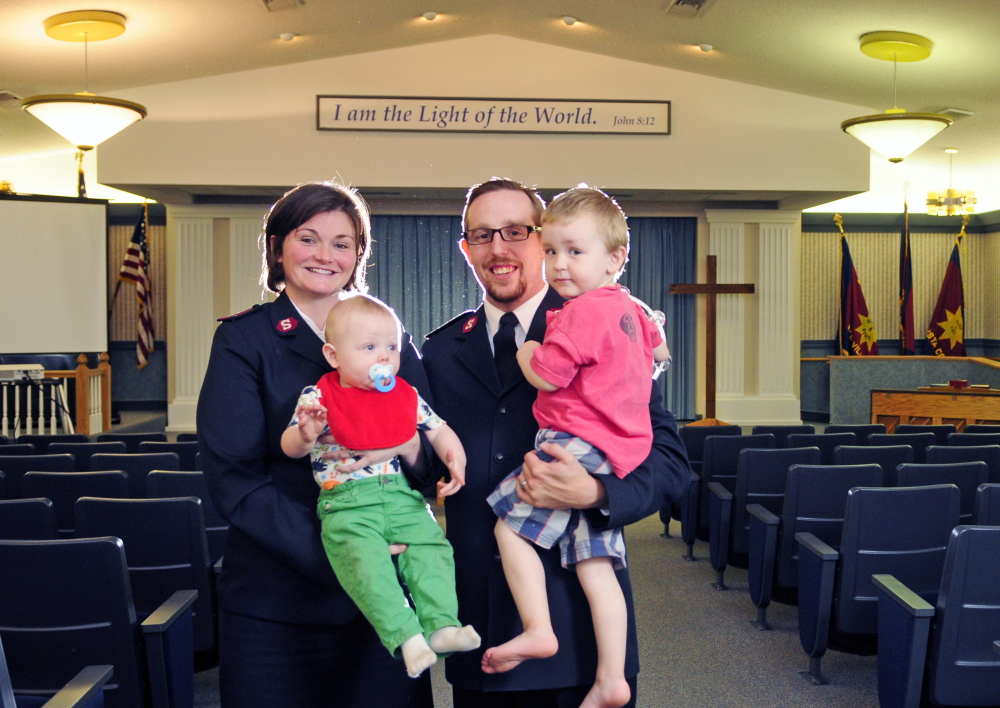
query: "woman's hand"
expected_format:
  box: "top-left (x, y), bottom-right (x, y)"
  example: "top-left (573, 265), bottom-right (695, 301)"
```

top-left (320, 431), bottom-right (421, 472)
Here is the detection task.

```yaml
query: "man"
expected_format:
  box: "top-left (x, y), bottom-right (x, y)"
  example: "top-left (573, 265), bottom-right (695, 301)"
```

top-left (422, 178), bottom-right (690, 707)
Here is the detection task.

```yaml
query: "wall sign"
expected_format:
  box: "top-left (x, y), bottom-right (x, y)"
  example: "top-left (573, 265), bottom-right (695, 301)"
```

top-left (316, 96), bottom-right (670, 135)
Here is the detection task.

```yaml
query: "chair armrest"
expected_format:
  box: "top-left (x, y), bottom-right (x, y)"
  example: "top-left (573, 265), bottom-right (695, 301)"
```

top-left (874, 574), bottom-right (934, 708)
top-left (708, 482), bottom-right (734, 575)
top-left (796, 532), bottom-right (838, 660)
top-left (214, 557), bottom-right (223, 575)
top-left (141, 589), bottom-right (198, 634)
top-left (872, 574), bottom-right (934, 617)
top-left (747, 504), bottom-right (779, 525)
top-left (141, 590), bottom-right (197, 708)
top-left (795, 532), bottom-right (838, 561)
top-left (995, 640), bottom-right (1000, 656)
top-left (41, 665), bottom-right (113, 708)
top-left (680, 472), bottom-right (701, 549)
top-left (747, 505), bottom-right (781, 613)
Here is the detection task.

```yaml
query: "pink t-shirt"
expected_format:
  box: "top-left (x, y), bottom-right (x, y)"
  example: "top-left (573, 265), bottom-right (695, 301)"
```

top-left (530, 286), bottom-right (662, 479)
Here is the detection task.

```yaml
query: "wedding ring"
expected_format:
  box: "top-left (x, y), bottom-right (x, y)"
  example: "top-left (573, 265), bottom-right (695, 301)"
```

top-left (519, 479), bottom-right (528, 490)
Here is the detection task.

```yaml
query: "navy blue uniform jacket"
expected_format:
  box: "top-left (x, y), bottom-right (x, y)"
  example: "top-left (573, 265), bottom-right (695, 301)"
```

top-left (422, 286), bottom-right (690, 692)
top-left (197, 291), bottom-right (434, 624)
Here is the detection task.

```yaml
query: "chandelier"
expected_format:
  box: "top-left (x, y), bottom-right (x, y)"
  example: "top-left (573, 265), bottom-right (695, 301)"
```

top-left (927, 149), bottom-right (976, 216)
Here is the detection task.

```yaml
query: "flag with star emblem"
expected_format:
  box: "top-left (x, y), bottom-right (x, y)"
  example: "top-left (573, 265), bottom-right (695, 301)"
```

top-left (899, 204), bottom-right (916, 354)
top-left (926, 234), bottom-right (965, 356)
top-left (840, 234), bottom-right (879, 356)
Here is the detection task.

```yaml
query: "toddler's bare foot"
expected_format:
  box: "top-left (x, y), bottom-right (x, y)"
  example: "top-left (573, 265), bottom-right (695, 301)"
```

top-left (401, 634), bottom-right (437, 678)
top-left (429, 625), bottom-right (481, 654)
top-left (578, 677), bottom-right (631, 708)
top-left (480, 631), bottom-right (558, 674)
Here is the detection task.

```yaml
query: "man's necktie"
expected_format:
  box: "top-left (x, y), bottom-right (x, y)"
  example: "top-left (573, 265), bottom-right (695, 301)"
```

top-left (493, 312), bottom-right (520, 387)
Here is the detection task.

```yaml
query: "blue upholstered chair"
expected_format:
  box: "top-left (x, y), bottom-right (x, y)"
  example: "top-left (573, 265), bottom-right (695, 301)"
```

top-left (147, 471), bottom-right (228, 564)
top-left (869, 432), bottom-right (935, 464)
top-left (974, 483), bottom-right (1000, 525)
top-left (749, 425), bottom-right (815, 448)
top-left (15, 435), bottom-right (88, 455)
top-left (833, 444), bottom-right (913, 486)
top-left (786, 432), bottom-right (855, 465)
top-left (965, 424), bottom-right (1000, 434)
top-left (948, 432), bottom-right (1000, 447)
top-left (894, 424), bottom-right (956, 447)
top-left (0, 537), bottom-right (196, 708)
top-left (0, 499), bottom-right (57, 540)
top-left (747, 463), bottom-right (882, 631)
top-left (707, 446), bottom-right (821, 591)
top-left (795, 484), bottom-right (959, 684)
top-left (21, 472), bottom-right (128, 537)
top-left (823, 424), bottom-right (886, 445)
top-left (88, 453), bottom-right (179, 498)
top-left (175, 433), bottom-right (198, 443)
top-left (0, 445), bottom-right (36, 457)
top-left (0, 633), bottom-right (112, 708)
top-left (873, 525), bottom-right (1000, 708)
top-left (661, 424), bottom-right (741, 536)
top-left (679, 433), bottom-right (774, 560)
top-left (926, 444), bottom-right (1000, 484)
top-left (138, 442), bottom-right (200, 471)
top-left (74, 497), bottom-right (217, 670)
top-left (94, 433), bottom-right (167, 455)
top-left (895, 462), bottom-right (989, 524)
top-left (47, 442), bottom-right (126, 472)
top-left (0, 455), bottom-right (74, 498)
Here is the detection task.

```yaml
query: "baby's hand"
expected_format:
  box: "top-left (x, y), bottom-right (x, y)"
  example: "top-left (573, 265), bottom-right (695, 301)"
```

top-left (437, 447), bottom-right (467, 497)
top-left (295, 401), bottom-right (327, 444)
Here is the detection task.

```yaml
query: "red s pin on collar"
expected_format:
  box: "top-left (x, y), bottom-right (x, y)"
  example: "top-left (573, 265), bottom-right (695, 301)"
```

top-left (277, 317), bottom-right (299, 333)
top-left (462, 316), bottom-right (478, 333)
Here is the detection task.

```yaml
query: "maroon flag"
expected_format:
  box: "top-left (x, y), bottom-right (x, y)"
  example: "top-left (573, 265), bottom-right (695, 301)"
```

top-left (926, 234), bottom-right (965, 356)
top-left (840, 233), bottom-right (879, 355)
top-left (119, 205), bottom-right (155, 368)
top-left (899, 204), bottom-right (915, 354)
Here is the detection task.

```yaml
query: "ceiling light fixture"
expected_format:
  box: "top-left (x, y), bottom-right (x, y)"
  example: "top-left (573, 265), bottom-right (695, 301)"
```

top-left (841, 31), bottom-right (952, 163)
top-left (423, 11), bottom-right (438, 21)
top-left (926, 148), bottom-right (976, 216)
top-left (698, 43), bottom-right (713, 52)
top-left (562, 16), bottom-right (578, 26)
top-left (20, 11), bottom-right (147, 152)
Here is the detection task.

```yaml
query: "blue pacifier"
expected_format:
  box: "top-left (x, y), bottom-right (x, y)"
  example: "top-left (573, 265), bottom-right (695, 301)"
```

top-left (369, 363), bottom-right (396, 392)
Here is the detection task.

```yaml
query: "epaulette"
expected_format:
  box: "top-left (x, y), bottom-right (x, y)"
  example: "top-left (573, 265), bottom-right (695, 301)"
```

top-left (425, 309), bottom-right (477, 338)
top-left (218, 304), bottom-right (263, 322)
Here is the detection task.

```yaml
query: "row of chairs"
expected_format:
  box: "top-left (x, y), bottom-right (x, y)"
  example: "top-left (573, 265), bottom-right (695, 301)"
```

top-left (0, 442), bottom-right (199, 471)
top-left (0, 451), bottom-right (201, 500)
top-left (0, 432), bottom-right (198, 454)
top-left (676, 430), bottom-right (1000, 559)
top-left (0, 471), bottom-right (227, 564)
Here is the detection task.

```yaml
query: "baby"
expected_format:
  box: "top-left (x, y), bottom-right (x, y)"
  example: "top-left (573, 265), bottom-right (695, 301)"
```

top-left (281, 292), bottom-right (480, 678)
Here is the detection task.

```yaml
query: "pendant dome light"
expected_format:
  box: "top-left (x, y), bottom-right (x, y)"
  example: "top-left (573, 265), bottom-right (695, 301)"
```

top-left (21, 11), bottom-right (147, 152)
top-left (841, 31), bottom-right (951, 163)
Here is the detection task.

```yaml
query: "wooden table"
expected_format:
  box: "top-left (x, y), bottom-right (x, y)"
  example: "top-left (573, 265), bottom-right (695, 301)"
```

top-left (870, 388), bottom-right (1000, 431)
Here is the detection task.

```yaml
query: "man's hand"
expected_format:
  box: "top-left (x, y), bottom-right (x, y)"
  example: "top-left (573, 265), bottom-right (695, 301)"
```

top-left (517, 442), bottom-right (607, 510)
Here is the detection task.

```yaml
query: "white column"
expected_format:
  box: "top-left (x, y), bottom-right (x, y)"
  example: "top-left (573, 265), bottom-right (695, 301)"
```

top-left (166, 213), bottom-right (215, 431)
top-left (230, 218), bottom-right (268, 313)
top-left (705, 209), bottom-right (801, 425)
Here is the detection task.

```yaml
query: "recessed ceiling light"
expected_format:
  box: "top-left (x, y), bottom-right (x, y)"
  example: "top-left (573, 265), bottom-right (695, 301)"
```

top-left (279, 32), bottom-right (298, 41)
top-left (423, 11), bottom-right (438, 21)
top-left (562, 15), bottom-right (578, 26)
top-left (698, 43), bottom-right (713, 52)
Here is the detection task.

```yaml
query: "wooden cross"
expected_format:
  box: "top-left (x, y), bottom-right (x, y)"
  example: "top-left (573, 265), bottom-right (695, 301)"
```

top-left (670, 255), bottom-right (755, 426)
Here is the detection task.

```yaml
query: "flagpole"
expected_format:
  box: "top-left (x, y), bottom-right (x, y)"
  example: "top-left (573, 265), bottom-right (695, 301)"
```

top-left (834, 214), bottom-right (845, 355)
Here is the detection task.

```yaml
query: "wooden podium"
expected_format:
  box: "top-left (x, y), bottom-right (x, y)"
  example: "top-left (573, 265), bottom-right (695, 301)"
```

top-left (871, 388), bottom-right (1000, 432)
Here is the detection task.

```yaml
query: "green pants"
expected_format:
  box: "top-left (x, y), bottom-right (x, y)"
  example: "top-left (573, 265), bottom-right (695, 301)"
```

top-left (318, 474), bottom-right (460, 655)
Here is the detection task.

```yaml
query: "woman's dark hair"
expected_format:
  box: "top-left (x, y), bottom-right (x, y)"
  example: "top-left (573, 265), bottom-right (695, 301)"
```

top-left (260, 181), bottom-right (372, 294)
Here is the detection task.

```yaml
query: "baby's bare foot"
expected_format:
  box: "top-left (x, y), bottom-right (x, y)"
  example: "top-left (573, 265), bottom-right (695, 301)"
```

top-left (480, 631), bottom-right (558, 674)
top-left (578, 677), bottom-right (631, 708)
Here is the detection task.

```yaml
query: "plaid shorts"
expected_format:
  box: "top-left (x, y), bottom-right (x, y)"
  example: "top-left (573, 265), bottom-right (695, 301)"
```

top-left (486, 429), bottom-right (626, 569)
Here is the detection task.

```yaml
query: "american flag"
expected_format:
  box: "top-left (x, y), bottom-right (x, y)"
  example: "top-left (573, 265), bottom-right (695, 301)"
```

top-left (119, 204), bottom-right (155, 368)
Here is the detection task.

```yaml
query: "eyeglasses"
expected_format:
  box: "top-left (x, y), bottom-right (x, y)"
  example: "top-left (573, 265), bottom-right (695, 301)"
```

top-left (461, 224), bottom-right (540, 246)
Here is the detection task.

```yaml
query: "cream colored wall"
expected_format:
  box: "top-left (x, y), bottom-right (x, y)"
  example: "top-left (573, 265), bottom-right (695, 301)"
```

top-left (98, 35), bottom-right (870, 196)
top-left (801, 229), bottom-right (999, 343)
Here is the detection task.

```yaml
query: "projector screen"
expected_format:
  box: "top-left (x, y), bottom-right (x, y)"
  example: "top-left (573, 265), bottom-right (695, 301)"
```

top-left (0, 196), bottom-right (108, 355)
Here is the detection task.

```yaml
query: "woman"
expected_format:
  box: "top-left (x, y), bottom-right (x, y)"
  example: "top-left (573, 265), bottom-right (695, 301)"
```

top-left (197, 182), bottom-right (435, 707)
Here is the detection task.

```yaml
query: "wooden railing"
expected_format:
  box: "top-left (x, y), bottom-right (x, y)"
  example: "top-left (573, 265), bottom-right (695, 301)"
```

top-left (43, 353), bottom-right (112, 436)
